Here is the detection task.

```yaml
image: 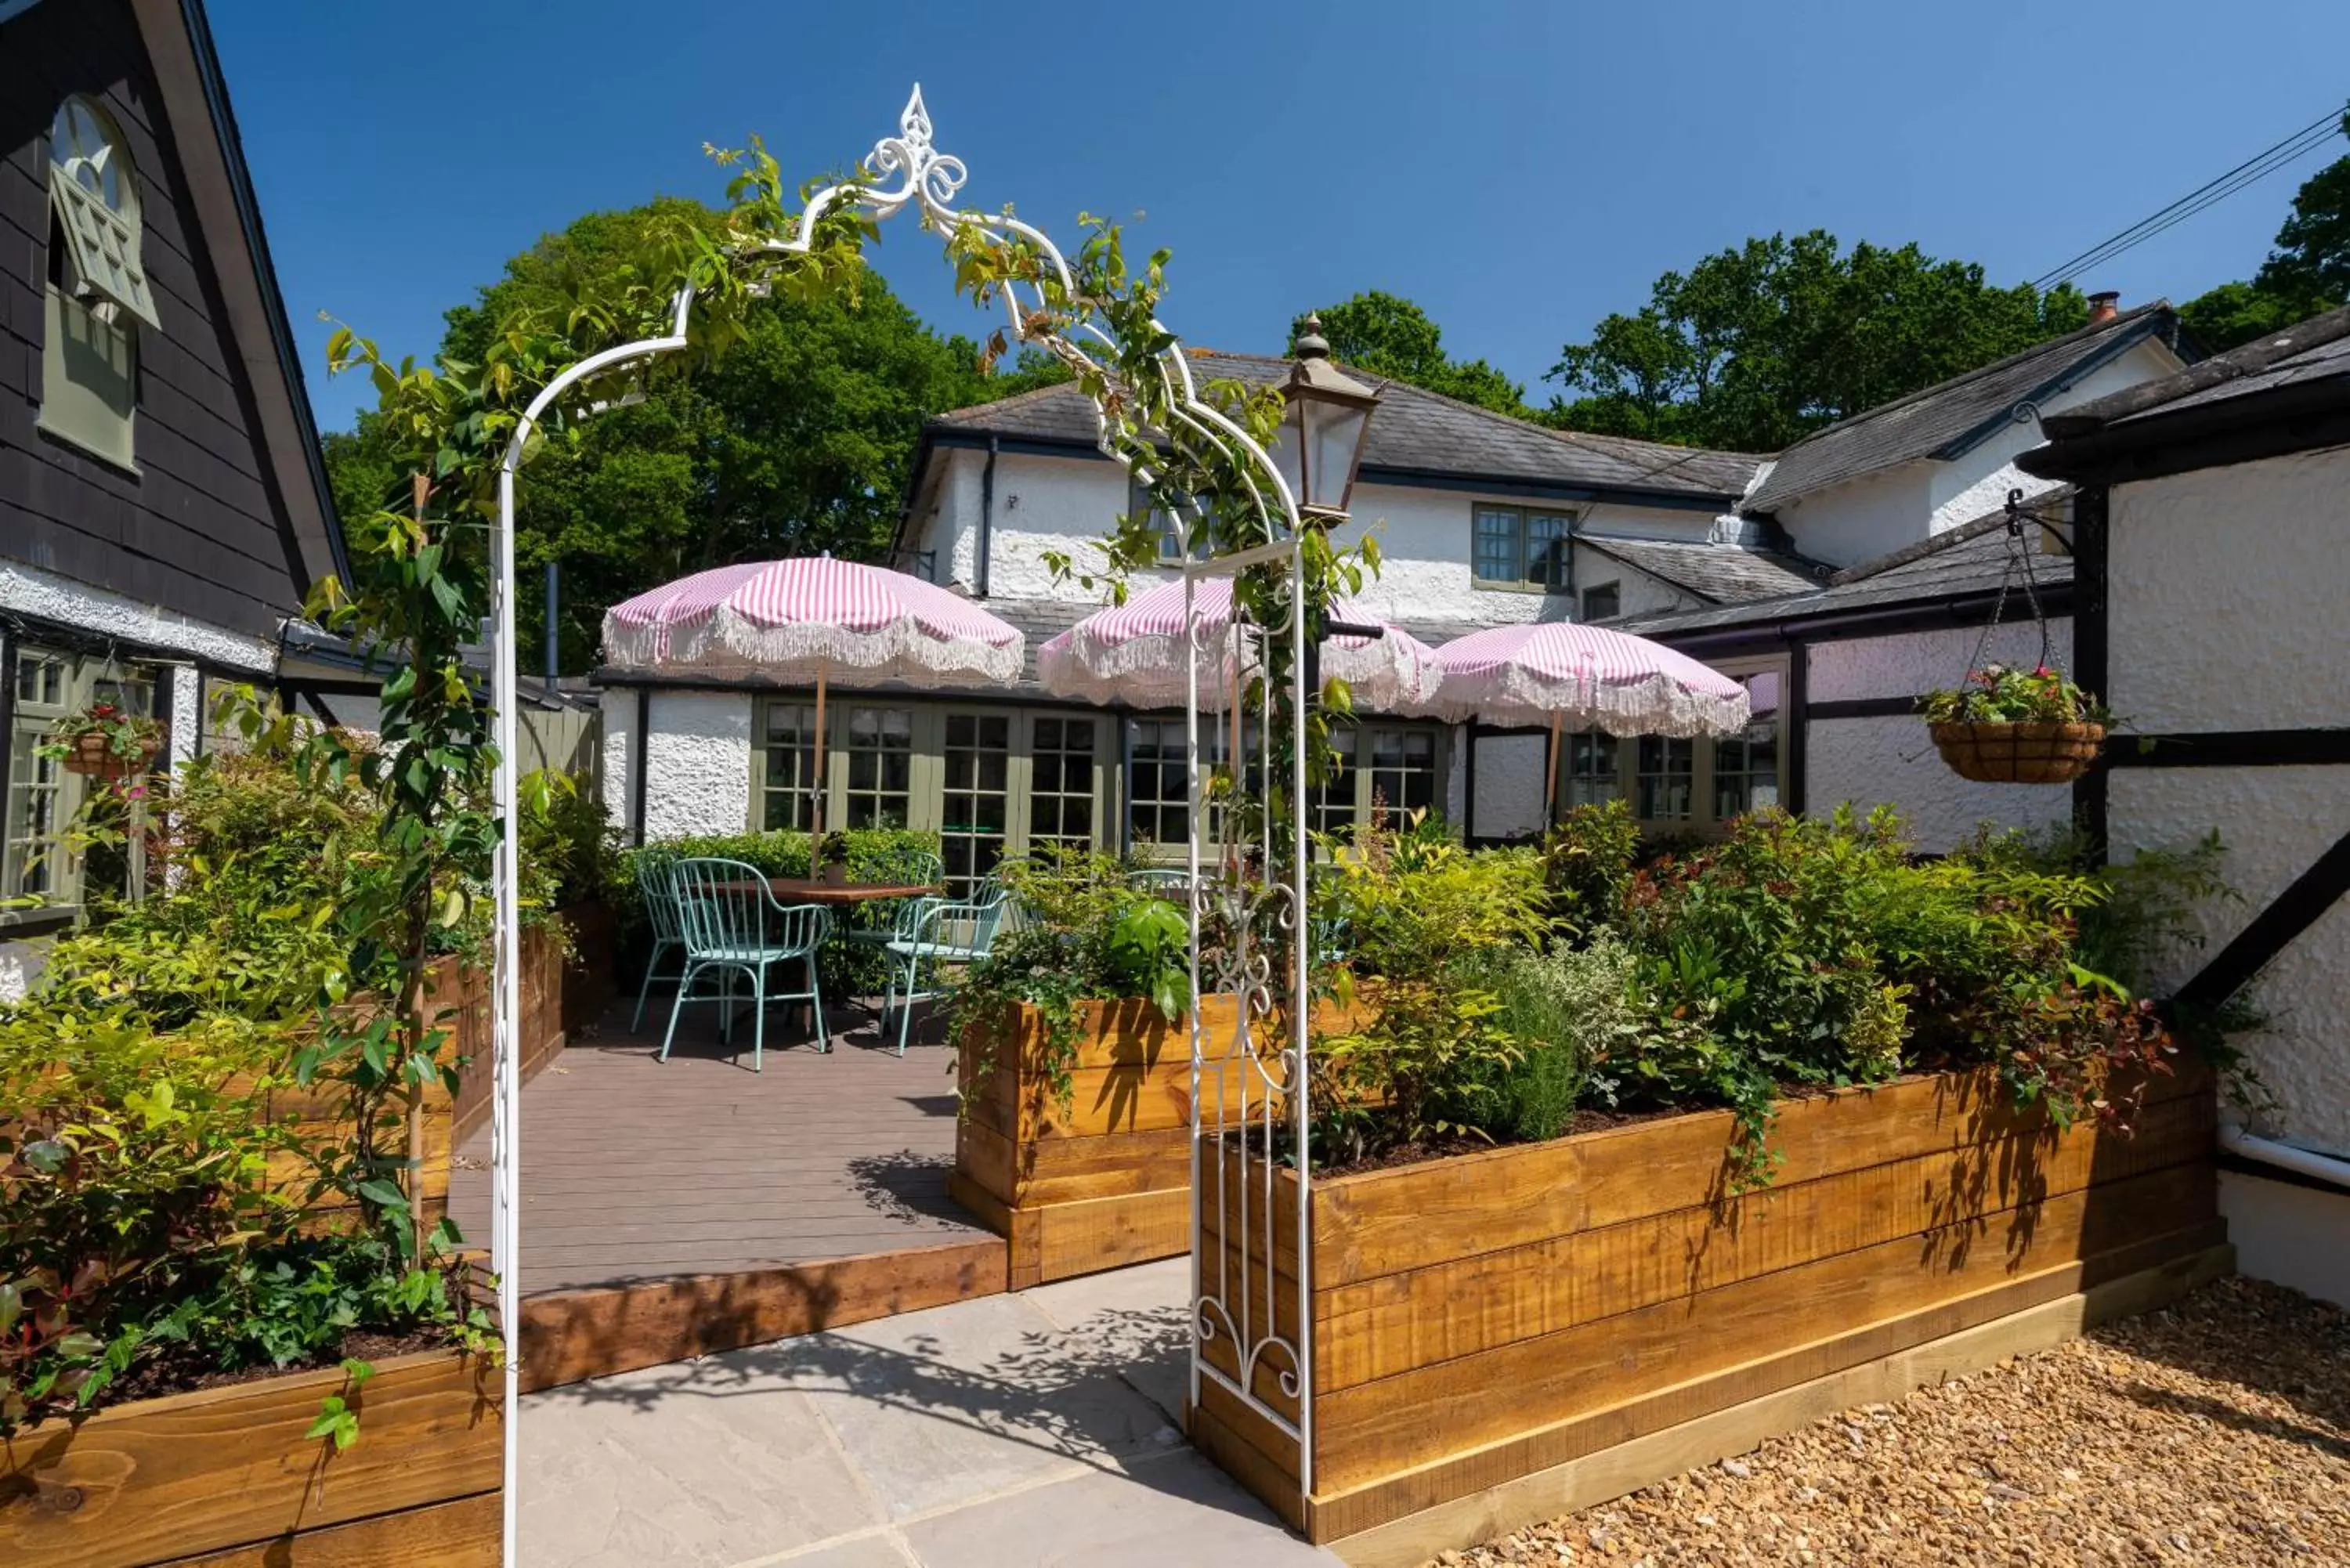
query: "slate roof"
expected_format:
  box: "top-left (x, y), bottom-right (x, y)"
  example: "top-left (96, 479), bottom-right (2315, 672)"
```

top-left (930, 350), bottom-right (1765, 504)
top-left (2048, 302), bottom-right (2350, 431)
top-left (1743, 304), bottom-right (2185, 514)
top-left (1620, 499), bottom-right (2073, 641)
top-left (1575, 536), bottom-right (1830, 606)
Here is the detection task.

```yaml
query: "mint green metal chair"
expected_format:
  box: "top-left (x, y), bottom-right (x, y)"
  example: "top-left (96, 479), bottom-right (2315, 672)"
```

top-left (880, 883), bottom-right (1010, 1057)
top-left (630, 846), bottom-right (688, 1032)
top-left (661, 857), bottom-right (832, 1071)
top-left (845, 846), bottom-right (945, 952)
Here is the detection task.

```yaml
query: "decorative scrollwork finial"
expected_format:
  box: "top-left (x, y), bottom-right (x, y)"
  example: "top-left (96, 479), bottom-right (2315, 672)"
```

top-left (860, 81), bottom-right (967, 221)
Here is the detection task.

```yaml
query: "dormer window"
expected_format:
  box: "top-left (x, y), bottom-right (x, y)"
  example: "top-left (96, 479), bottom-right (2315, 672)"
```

top-left (39, 97), bottom-right (150, 471)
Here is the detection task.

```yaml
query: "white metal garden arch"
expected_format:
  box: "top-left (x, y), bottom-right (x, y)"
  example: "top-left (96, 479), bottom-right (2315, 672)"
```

top-left (486, 87), bottom-right (1320, 1560)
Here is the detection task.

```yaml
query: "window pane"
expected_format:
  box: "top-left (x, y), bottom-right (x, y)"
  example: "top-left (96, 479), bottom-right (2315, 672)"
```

top-left (1563, 731), bottom-right (1621, 810)
top-left (760, 701), bottom-right (819, 830)
top-left (1028, 715), bottom-right (1097, 856)
top-left (1636, 736), bottom-right (1694, 821)
top-left (1582, 582), bottom-right (1620, 622)
top-left (1524, 514), bottom-right (1569, 591)
top-left (842, 706), bottom-right (913, 829)
top-left (1473, 508), bottom-right (1520, 583)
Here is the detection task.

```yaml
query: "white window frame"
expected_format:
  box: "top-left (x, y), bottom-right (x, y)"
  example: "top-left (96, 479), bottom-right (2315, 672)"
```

top-left (49, 97), bottom-right (159, 328)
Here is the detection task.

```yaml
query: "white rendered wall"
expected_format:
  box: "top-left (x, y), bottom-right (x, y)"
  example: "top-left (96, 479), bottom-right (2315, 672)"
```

top-left (953, 450), bottom-right (1728, 633)
top-left (167, 665), bottom-right (202, 769)
top-left (1472, 732), bottom-right (1549, 841)
top-left (0, 560), bottom-right (277, 674)
top-left (602, 689), bottom-right (756, 841)
top-left (1776, 338), bottom-right (2185, 567)
top-left (2218, 1172), bottom-right (2350, 1309)
top-left (1803, 620), bottom-right (2075, 852)
top-left (2106, 447), bottom-right (2350, 1162)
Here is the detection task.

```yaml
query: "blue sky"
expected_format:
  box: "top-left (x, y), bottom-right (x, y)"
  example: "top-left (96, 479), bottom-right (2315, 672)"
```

top-left (212, 0), bottom-right (2350, 436)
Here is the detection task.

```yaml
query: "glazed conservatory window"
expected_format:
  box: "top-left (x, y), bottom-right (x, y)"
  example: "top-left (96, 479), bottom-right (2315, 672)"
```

top-left (1712, 670), bottom-right (1783, 821)
top-left (1127, 717), bottom-right (1194, 851)
top-left (1635, 736), bottom-right (1694, 822)
top-left (1560, 730), bottom-right (1622, 811)
top-left (758, 701), bottom-right (820, 830)
top-left (1026, 715), bottom-right (1098, 855)
top-left (840, 706), bottom-right (913, 829)
top-left (939, 712), bottom-right (1012, 898)
top-left (5, 652), bottom-right (72, 902)
top-left (1473, 506), bottom-right (1574, 591)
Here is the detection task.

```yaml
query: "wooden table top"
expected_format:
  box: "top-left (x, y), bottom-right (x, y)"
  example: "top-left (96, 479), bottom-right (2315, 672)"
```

top-left (709, 876), bottom-right (943, 906)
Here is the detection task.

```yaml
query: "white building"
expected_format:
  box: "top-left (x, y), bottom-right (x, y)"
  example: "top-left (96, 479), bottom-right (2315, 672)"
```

top-left (598, 302), bottom-right (2202, 871)
top-left (2022, 302), bottom-right (2350, 1308)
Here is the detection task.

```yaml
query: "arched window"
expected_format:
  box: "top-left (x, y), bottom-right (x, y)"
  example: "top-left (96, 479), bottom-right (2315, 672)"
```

top-left (39, 96), bottom-right (150, 470)
top-left (48, 96), bottom-right (157, 327)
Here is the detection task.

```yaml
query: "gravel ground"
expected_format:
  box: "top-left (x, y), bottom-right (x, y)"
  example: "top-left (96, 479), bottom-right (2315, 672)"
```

top-left (1430, 1277), bottom-right (2349, 1567)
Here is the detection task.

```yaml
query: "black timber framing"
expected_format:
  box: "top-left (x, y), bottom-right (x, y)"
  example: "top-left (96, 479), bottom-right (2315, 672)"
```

top-left (2069, 484), bottom-right (2110, 865)
top-left (2105, 730), bottom-right (2350, 768)
top-left (2064, 478), bottom-right (2350, 1017)
top-left (1783, 637), bottom-right (1807, 817)
top-left (1806, 696), bottom-right (1920, 721)
top-left (2178, 826), bottom-right (2350, 1014)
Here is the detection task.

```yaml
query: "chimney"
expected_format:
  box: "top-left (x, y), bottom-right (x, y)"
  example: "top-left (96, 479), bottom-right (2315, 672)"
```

top-left (2087, 290), bottom-right (2120, 324)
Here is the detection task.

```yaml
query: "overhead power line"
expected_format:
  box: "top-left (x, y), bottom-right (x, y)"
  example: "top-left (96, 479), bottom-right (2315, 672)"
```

top-left (2032, 103), bottom-right (2350, 293)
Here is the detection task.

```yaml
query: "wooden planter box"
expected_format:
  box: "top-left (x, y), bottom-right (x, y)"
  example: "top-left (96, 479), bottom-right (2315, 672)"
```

top-left (1190, 1064), bottom-right (2225, 1559)
top-left (950, 995), bottom-right (1242, 1289)
top-left (0, 1349), bottom-right (501, 1567)
top-left (258, 906), bottom-right (613, 1229)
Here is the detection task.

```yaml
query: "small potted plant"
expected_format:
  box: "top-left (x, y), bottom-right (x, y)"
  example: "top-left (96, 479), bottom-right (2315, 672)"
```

top-left (1920, 662), bottom-right (2108, 783)
top-left (815, 829), bottom-right (851, 886)
top-left (41, 699), bottom-right (163, 779)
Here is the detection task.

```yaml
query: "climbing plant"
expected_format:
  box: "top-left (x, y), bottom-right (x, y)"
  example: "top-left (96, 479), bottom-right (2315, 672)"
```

top-left (303, 146), bottom-right (875, 1264)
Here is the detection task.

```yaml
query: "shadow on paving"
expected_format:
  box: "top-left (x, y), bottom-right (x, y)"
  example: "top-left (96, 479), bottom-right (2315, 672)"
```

top-left (535, 1295), bottom-right (1197, 1479)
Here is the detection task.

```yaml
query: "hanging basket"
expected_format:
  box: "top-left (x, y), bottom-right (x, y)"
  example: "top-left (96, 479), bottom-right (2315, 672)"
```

top-left (1929, 721), bottom-right (2103, 785)
top-left (60, 733), bottom-right (160, 779)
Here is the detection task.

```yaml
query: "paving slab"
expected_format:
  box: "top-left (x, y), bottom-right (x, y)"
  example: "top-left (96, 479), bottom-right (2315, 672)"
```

top-left (522, 1376), bottom-right (880, 1567)
top-left (900, 1451), bottom-right (1336, 1567)
top-left (812, 1291), bottom-right (1186, 1519)
top-left (519, 1261), bottom-right (1337, 1566)
top-left (1018, 1257), bottom-right (1192, 1424)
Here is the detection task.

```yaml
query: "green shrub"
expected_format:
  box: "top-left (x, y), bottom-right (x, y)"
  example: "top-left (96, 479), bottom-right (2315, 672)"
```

top-left (951, 847), bottom-right (1200, 1111)
top-left (1443, 934), bottom-right (1647, 1143)
top-left (1541, 800), bottom-right (1640, 938)
top-left (1310, 815), bottom-right (1551, 1159)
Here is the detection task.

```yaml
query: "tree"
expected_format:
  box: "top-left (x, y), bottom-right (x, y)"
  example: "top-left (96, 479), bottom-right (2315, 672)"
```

top-left (1287, 291), bottom-right (1528, 414)
top-left (2182, 113), bottom-right (2350, 352)
top-left (1544, 233), bottom-right (2089, 452)
top-left (324, 197), bottom-right (1063, 672)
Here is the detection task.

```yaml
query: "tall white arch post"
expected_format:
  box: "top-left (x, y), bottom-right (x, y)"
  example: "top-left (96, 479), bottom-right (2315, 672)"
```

top-left (486, 87), bottom-right (1317, 1560)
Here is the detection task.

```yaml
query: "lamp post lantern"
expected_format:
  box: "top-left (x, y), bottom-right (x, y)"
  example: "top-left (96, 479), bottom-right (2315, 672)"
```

top-left (1267, 314), bottom-right (1381, 520)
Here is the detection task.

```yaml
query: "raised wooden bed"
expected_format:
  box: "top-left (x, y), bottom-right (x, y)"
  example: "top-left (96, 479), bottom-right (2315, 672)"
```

top-left (1189, 1064), bottom-right (2225, 1558)
top-left (0, 1349), bottom-right (501, 1568)
top-left (950, 995), bottom-right (1241, 1289)
top-left (258, 906), bottom-right (611, 1229)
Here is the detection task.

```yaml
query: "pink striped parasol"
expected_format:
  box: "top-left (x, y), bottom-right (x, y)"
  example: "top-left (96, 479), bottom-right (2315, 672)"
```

top-left (1424, 620), bottom-right (1750, 807)
top-left (603, 558), bottom-right (1025, 835)
top-left (1036, 576), bottom-right (1439, 712)
top-left (603, 558), bottom-right (1024, 686)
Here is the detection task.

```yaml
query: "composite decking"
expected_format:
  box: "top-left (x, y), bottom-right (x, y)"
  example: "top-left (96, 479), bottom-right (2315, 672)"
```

top-left (451, 999), bottom-right (1008, 1386)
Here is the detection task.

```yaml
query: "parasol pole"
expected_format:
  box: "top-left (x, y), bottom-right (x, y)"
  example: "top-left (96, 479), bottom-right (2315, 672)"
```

top-left (1547, 711), bottom-right (1564, 826)
top-left (812, 658), bottom-right (828, 840)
